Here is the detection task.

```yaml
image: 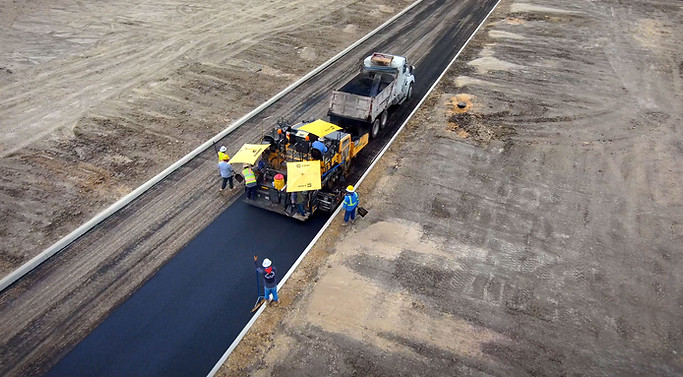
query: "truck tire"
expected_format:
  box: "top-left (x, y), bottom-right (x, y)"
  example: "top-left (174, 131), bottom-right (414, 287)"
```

top-left (370, 118), bottom-right (381, 139)
top-left (379, 110), bottom-right (388, 129)
top-left (403, 83), bottom-right (413, 102)
top-left (399, 83), bottom-right (413, 105)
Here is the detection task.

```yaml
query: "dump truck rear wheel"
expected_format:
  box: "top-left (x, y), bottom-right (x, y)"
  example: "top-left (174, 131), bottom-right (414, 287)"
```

top-left (379, 111), bottom-right (388, 129)
top-left (370, 118), bottom-right (381, 139)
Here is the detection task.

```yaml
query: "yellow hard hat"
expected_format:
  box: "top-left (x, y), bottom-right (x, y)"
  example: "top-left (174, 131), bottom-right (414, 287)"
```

top-left (346, 185), bottom-right (354, 192)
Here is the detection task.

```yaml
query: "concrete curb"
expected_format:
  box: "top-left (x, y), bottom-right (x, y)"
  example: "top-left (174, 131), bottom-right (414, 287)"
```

top-left (0, 0), bottom-right (427, 293)
top-left (205, 0), bottom-right (503, 375)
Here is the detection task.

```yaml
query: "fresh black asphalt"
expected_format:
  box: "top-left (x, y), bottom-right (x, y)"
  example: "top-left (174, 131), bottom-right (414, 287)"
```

top-left (46, 200), bottom-right (328, 377)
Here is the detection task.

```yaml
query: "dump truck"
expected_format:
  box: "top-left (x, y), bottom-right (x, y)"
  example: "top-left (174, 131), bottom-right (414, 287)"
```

top-left (328, 52), bottom-right (415, 139)
top-left (232, 119), bottom-right (369, 221)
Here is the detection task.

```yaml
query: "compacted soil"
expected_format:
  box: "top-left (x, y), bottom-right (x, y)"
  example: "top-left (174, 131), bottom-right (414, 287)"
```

top-left (220, 0), bottom-right (683, 376)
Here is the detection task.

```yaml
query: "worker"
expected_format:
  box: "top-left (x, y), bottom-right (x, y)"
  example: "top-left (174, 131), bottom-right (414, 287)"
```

top-left (254, 255), bottom-right (279, 303)
top-left (218, 156), bottom-right (234, 191)
top-left (342, 185), bottom-right (359, 226)
top-left (292, 191), bottom-right (307, 216)
top-left (310, 138), bottom-right (327, 161)
top-left (311, 138), bottom-right (328, 155)
top-left (256, 159), bottom-right (266, 173)
top-left (218, 146), bottom-right (229, 162)
top-left (243, 164), bottom-right (258, 200)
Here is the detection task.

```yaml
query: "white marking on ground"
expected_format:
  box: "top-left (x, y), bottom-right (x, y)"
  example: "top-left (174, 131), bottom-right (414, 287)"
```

top-left (468, 56), bottom-right (523, 74)
top-left (510, 3), bottom-right (584, 15)
top-left (489, 30), bottom-right (525, 40)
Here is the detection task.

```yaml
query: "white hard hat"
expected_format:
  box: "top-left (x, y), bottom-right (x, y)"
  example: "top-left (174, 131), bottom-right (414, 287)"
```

top-left (262, 258), bottom-right (272, 268)
top-left (219, 146), bottom-right (227, 152)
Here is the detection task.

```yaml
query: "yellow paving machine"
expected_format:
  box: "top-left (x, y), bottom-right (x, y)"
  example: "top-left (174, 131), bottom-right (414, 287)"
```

top-left (229, 53), bottom-right (416, 220)
top-left (230, 119), bottom-right (369, 221)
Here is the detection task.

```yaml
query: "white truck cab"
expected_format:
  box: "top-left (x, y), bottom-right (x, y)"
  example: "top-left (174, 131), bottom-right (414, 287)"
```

top-left (362, 53), bottom-right (415, 105)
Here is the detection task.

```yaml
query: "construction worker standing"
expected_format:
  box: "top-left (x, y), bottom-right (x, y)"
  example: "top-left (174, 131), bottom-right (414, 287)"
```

top-left (254, 255), bottom-right (279, 303)
top-left (218, 146), bottom-right (229, 162)
top-left (292, 191), bottom-right (307, 216)
top-left (243, 165), bottom-right (258, 200)
top-left (342, 185), bottom-right (359, 226)
top-left (312, 138), bottom-right (328, 154)
top-left (217, 156), bottom-right (234, 191)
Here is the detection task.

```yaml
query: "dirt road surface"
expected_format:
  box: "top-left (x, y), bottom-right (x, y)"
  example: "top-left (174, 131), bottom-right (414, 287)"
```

top-left (220, 0), bottom-right (683, 376)
top-left (0, 0), bottom-right (412, 276)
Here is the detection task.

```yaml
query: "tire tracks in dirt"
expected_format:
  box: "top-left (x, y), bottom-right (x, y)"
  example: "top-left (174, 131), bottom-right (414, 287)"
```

top-left (0, 0), bottom-right (363, 157)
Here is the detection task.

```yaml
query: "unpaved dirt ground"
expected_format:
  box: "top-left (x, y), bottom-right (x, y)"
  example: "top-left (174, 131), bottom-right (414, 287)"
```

top-left (0, 0), bottom-right (412, 276)
top-left (221, 0), bottom-right (683, 376)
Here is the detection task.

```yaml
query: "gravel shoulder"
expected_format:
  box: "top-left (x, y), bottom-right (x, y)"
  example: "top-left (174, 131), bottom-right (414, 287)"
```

top-left (220, 0), bottom-right (683, 375)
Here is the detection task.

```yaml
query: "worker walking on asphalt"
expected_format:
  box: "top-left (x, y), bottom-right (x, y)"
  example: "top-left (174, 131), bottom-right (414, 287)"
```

top-left (342, 185), bottom-right (359, 226)
top-left (218, 145), bottom-right (229, 162)
top-left (254, 255), bottom-right (278, 303)
top-left (218, 156), bottom-right (234, 191)
top-left (243, 165), bottom-right (257, 200)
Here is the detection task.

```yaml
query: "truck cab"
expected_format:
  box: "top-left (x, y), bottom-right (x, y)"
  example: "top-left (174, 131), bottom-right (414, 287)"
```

top-left (362, 53), bottom-right (415, 106)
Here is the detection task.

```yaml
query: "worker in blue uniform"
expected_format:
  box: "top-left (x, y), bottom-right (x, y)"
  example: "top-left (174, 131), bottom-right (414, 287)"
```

top-left (311, 138), bottom-right (328, 159)
top-left (342, 185), bottom-right (359, 226)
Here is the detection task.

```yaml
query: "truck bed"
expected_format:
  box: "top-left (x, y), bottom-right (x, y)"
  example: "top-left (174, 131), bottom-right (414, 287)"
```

top-left (339, 71), bottom-right (395, 97)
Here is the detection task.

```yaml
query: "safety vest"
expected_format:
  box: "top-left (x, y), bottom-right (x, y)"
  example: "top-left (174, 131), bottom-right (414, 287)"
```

top-left (343, 192), bottom-right (358, 209)
top-left (218, 152), bottom-right (229, 161)
top-left (243, 168), bottom-right (256, 185)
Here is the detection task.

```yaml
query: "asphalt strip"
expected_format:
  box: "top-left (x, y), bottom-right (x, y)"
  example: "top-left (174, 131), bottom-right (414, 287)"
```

top-left (45, 199), bottom-right (328, 377)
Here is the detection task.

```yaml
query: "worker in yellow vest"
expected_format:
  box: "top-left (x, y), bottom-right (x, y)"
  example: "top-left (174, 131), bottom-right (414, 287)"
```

top-left (243, 165), bottom-right (258, 200)
top-left (342, 185), bottom-right (359, 226)
top-left (218, 146), bottom-right (229, 162)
